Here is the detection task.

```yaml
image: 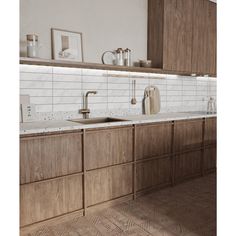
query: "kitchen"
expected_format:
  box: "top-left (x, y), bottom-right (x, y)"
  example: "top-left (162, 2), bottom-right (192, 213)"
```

top-left (8, 0), bottom-right (220, 235)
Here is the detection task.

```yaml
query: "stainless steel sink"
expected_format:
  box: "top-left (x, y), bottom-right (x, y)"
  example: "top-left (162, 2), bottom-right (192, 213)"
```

top-left (69, 117), bottom-right (129, 125)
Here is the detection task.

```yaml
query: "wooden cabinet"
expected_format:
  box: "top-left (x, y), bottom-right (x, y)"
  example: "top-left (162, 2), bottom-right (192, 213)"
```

top-left (136, 158), bottom-right (171, 191)
top-left (135, 122), bottom-right (172, 160)
top-left (174, 119), bottom-right (203, 152)
top-left (20, 174), bottom-right (83, 226)
top-left (192, 0), bottom-right (217, 75)
top-left (20, 132), bottom-right (82, 184)
top-left (85, 127), bottom-right (133, 170)
top-left (86, 164), bottom-right (133, 206)
top-left (148, 0), bottom-right (216, 75)
top-left (203, 145), bottom-right (216, 172)
top-left (175, 150), bottom-right (202, 181)
top-left (204, 117), bottom-right (217, 145)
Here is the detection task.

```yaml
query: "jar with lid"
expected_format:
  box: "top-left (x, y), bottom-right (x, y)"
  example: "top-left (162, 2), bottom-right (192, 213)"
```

top-left (124, 48), bottom-right (131, 66)
top-left (26, 34), bottom-right (39, 58)
top-left (115, 48), bottom-right (124, 66)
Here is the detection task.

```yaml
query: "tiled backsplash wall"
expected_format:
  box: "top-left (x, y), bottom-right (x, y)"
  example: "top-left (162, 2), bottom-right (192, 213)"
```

top-left (20, 65), bottom-right (217, 121)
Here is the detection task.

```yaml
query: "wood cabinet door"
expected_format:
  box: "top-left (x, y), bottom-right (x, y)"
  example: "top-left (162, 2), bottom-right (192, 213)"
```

top-left (20, 174), bottom-right (83, 226)
top-left (86, 164), bottom-right (133, 206)
top-left (207, 1), bottom-right (217, 75)
top-left (192, 0), bottom-right (216, 75)
top-left (174, 119), bottom-right (203, 152)
top-left (163, 0), bottom-right (193, 72)
top-left (175, 150), bottom-right (202, 181)
top-left (192, 0), bottom-right (209, 74)
top-left (136, 122), bottom-right (172, 160)
top-left (85, 127), bottom-right (133, 170)
top-left (203, 145), bottom-right (216, 172)
top-left (204, 117), bottom-right (217, 145)
top-left (20, 132), bottom-right (83, 184)
top-left (136, 158), bottom-right (171, 192)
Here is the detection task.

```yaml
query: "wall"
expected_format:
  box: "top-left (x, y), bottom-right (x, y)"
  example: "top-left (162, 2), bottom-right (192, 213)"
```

top-left (20, 65), bottom-right (217, 121)
top-left (20, 0), bottom-right (147, 64)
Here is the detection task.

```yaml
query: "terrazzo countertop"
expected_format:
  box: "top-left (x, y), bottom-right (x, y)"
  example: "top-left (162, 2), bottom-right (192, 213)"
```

top-left (20, 112), bottom-right (217, 136)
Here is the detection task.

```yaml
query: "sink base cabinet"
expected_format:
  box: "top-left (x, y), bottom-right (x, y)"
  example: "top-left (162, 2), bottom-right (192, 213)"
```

top-left (20, 118), bottom-right (216, 230)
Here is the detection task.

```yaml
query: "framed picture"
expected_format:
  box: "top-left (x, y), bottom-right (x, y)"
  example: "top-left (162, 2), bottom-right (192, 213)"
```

top-left (51, 28), bottom-right (84, 62)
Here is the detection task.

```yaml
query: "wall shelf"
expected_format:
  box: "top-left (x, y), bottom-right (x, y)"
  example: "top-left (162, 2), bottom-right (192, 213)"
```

top-left (20, 57), bottom-right (197, 76)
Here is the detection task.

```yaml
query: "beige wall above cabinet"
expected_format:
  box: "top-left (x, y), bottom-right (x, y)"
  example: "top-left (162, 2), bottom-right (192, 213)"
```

top-left (148, 0), bottom-right (216, 76)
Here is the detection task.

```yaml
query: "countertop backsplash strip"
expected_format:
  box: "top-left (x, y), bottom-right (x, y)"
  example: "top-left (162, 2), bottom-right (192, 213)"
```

top-left (20, 64), bottom-right (216, 121)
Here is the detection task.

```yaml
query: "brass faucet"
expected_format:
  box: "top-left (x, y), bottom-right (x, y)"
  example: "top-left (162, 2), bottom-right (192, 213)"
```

top-left (79, 91), bottom-right (97, 119)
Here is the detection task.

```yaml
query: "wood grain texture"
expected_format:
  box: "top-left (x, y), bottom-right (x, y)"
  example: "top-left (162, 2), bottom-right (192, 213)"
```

top-left (135, 123), bottom-right (172, 160)
top-left (20, 132), bottom-right (82, 184)
top-left (21, 174), bottom-right (216, 236)
top-left (175, 150), bottom-right (202, 182)
top-left (174, 119), bottom-right (203, 152)
top-left (207, 1), bottom-right (217, 75)
top-left (20, 174), bottom-right (83, 226)
top-left (163, 0), bottom-right (193, 72)
top-left (191, 0), bottom-right (209, 74)
top-left (85, 127), bottom-right (133, 170)
top-left (203, 145), bottom-right (216, 172)
top-left (136, 157), bottom-right (171, 191)
top-left (86, 164), bottom-right (133, 206)
top-left (148, 0), bottom-right (164, 68)
top-left (204, 117), bottom-right (217, 145)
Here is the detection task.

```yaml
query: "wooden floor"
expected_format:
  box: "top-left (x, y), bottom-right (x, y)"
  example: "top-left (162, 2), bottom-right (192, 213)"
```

top-left (22, 174), bottom-right (216, 236)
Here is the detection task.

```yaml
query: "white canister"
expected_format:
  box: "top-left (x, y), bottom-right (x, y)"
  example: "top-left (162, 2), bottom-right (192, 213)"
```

top-left (26, 34), bottom-right (39, 58)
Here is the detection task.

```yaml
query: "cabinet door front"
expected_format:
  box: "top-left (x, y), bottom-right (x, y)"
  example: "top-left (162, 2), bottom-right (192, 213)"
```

top-left (174, 119), bottom-right (203, 152)
top-left (204, 118), bottom-right (217, 145)
top-left (204, 145), bottom-right (216, 172)
top-left (163, 0), bottom-right (193, 72)
top-left (85, 127), bottom-right (133, 170)
top-left (136, 122), bottom-right (172, 160)
top-left (20, 133), bottom-right (83, 184)
top-left (86, 164), bottom-right (133, 206)
top-left (20, 175), bottom-right (83, 226)
top-left (136, 157), bottom-right (171, 192)
top-left (175, 150), bottom-right (202, 182)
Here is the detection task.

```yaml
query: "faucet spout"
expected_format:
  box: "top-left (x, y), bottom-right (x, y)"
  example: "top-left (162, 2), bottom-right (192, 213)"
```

top-left (79, 90), bottom-right (98, 119)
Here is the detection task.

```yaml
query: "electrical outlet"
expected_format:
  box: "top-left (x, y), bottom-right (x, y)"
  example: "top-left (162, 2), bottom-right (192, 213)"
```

top-left (21, 104), bottom-right (36, 122)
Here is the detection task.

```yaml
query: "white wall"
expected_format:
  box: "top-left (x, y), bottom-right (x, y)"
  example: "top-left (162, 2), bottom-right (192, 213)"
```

top-left (20, 0), bottom-right (148, 64)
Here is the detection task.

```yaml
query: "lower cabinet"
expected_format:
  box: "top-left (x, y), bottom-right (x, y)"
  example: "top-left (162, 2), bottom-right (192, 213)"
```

top-left (20, 174), bottom-right (83, 227)
top-left (203, 145), bottom-right (216, 172)
top-left (86, 164), bottom-right (133, 206)
top-left (136, 157), bottom-right (171, 191)
top-left (174, 150), bottom-right (202, 182)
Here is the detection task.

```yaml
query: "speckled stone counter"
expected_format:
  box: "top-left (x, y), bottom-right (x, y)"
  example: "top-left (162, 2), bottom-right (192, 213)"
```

top-left (20, 112), bottom-right (217, 136)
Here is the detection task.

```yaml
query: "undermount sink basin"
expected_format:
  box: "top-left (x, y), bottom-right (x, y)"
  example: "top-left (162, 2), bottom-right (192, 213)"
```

top-left (69, 117), bottom-right (129, 125)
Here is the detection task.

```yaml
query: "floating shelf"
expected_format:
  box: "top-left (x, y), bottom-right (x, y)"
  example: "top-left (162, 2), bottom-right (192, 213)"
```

top-left (20, 57), bottom-right (197, 76)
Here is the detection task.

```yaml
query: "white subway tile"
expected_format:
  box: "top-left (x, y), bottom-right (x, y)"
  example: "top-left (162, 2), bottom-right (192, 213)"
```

top-left (20, 72), bottom-right (52, 82)
top-left (53, 82), bottom-right (81, 89)
top-left (53, 97), bottom-right (82, 104)
top-left (20, 89), bottom-right (52, 97)
top-left (108, 89), bottom-right (129, 97)
top-left (82, 69), bottom-right (107, 76)
top-left (30, 97), bottom-right (53, 105)
top-left (82, 76), bottom-right (107, 83)
top-left (53, 89), bottom-right (82, 97)
top-left (20, 81), bottom-right (52, 89)
top-left (35, 104), bottom-right (53, 112)
top-left (53, 67), bottom-right (82, 75)
top-left (83, 82), bottom-right (107, 90)
top-left (53, 74), bottom-right (82, 82)
top-left (53, 104), bottom-right (81, 112)
top-left (20, 65), bottom-right (52, 73)
top-left (108, 96), bottom-right (129, 103)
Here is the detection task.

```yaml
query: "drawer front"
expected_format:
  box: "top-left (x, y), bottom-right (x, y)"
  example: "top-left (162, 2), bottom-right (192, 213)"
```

top-left (136, 157), bottom-right (171, 191)
top-left (136, 122), bottom-right (172, 160)
top-left (20, 174), bottom-right (83, 226)
top-left (203, 145), bottom-right (216, 171)
top-left (20, 133), bottom-right (82, 184)
top-left (85, 127), bottom-right (133, 170)
top-left (204, 117), bottom-right (217, 145)
top-left (86, 164), bottom-right (133, 206)
top-left (174, 119), bottom-right (203, 152)
top-left (175, 150), bottom-right (202, 181)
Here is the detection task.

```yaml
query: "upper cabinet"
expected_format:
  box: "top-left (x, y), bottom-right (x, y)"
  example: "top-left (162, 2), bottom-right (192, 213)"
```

top-left (148, 0), bottom-right (216, 76)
